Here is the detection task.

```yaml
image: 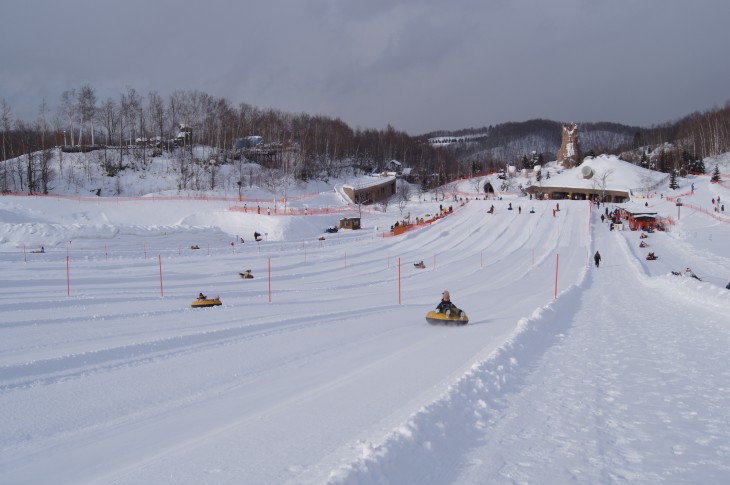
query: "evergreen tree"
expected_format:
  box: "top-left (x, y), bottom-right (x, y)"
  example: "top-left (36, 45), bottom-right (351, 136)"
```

top-left (420, 175), bottom-right (430, 193)
top-left (669, 170), bottom-right (679, 190)
top-left (640, 151), bottom-right (649, 169)
top-left (687, 158), bottom-right (705, 173)
top-left (659, 152), bottom-right (669, 173)
top-left (711, 164), bottom-right (721, 183)
top-left (683, 150), bottom-right (705, 174)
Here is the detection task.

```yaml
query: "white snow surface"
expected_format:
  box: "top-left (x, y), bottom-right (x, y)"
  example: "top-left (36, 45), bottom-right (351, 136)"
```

top-left (1, 156), bottom-right (729, 485)
top-left (542, 155), bottom-right (668, 194)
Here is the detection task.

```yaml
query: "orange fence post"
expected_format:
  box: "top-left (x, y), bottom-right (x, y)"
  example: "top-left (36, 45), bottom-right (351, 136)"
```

top-left (159, 255), bottom-right (164, 297)
top-left (554, 253), bottom-right (559, 299)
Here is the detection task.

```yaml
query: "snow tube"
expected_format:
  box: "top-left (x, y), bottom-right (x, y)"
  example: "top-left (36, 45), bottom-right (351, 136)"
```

top-left (191, 297), bottom-right (222, 308)
top-left (425, 310), bottom-right (468, 326)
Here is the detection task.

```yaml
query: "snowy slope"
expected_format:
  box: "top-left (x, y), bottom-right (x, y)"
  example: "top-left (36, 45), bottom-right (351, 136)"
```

top-left (1, 166), bottom-right (729, 485)
top-left (329, 214), bottom-right (730, 484)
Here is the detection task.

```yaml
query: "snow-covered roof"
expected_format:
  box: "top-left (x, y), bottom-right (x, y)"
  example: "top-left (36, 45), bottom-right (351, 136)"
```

top-left (342, 175), bottom-right (396, 191)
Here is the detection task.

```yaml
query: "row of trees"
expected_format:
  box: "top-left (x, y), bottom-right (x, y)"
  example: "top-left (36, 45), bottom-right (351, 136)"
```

top-left (2, 87), bottom-right (729, 195)
top-left (1, 87), bottom-right (464, 195)
top-left (634, 103), bottom-right (730, 161)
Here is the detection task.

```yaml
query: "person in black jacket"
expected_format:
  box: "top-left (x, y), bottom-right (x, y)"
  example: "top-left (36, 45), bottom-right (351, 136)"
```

top-left (594, 251), bottom-right (601, 268)
top-left (436, 290), bottom-right (461, 317)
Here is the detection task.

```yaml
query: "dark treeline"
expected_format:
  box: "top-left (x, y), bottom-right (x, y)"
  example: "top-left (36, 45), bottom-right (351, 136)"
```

top-left (1, 87), bottom-right (462, 192)
top-left (626, 103), bottom-right (730, 167)
top-left (423, 103), bottom-right (730, 175)
top-left (2, 86), bottom-right (730, 194)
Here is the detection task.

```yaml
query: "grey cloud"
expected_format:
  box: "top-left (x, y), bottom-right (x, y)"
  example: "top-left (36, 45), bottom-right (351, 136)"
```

top-left (1, 0), bottom-right (729, 134)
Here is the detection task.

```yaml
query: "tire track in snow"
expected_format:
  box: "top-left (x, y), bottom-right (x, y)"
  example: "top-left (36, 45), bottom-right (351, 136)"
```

top-left (0, 305), bottom-right (400, 392)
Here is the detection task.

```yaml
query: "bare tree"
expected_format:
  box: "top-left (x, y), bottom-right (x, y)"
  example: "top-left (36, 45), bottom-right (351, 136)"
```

top-left (445, 181), bottom-right (459, 201)
top-left (78, 84), bottom-right (97, 145)
top-left (396, 183), bottom-right (411, 218)
top-left (597, 169), bottom-right (614, 203)
top-left (209, 159), bottom-right (218, 190)
top-left (38, 100), bottom-right (54, 193)
top-left (1, 98), bottom-right (12, 192)
top-left (98, 98), bottom-right (119, 145)
top-left (59, 89), bottom-right (77, 146)
top-left (147, 91), bottom-right (165, 150)
top-left (120, 87), bottom-right (142, 170)
top-left (97, 98), bottom-right (119, 175)
top-left (176, 149), bottom-right (193, 190)
top-left (263, 168), bottom-right (284, 211)
top-left (377, 194), bottom-right (392, 213)
top-left (470, 175), bottom-right (483, 195)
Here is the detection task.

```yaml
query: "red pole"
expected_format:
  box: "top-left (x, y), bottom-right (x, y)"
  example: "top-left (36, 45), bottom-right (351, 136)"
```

top-left (66, 255), bottom-right (70, 297)
top-left (268, 256), bottom-right (272, 303)
top-left (398, 257), bottom-right (402, 304)
top-left (159, 255), bottom-right (164, 297)
top-left (554, 253), bottom-right (559, 299)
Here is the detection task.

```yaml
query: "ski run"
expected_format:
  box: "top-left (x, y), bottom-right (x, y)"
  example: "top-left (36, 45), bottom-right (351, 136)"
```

top-left (1, 171), bottom-right (729, 484)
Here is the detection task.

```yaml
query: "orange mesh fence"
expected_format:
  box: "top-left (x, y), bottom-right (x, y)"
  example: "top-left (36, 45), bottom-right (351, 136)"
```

top-left (665, 193), bottom-right (730, 224)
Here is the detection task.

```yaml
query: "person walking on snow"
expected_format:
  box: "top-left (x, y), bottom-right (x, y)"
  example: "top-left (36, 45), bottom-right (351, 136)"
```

top-left (594, 251), bottom-right (601, 268)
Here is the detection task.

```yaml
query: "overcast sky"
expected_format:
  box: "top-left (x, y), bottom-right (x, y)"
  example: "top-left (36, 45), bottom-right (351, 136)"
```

top-left (2, 0), bottom-right (729, 135)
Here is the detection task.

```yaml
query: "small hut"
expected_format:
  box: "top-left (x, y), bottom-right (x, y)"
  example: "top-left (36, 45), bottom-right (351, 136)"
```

top-left (339, 217), bottom-right (361, 230)
top-left (625, 210), bottom-right (658, 231)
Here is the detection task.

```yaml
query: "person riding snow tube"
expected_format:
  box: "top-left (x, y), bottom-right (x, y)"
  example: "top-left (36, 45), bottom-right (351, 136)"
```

top-left (426, 290), bottom-right (468, 325)
top-left (436, 290), bottom-right (462, 317)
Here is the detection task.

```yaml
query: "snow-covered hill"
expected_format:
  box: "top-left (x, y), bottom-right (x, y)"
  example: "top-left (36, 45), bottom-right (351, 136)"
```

top-left (0, 155), bottom-right (729, 484)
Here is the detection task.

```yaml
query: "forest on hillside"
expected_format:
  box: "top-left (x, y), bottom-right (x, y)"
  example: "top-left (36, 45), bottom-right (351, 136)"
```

top-left (2, 85), bottom-right (729, 195)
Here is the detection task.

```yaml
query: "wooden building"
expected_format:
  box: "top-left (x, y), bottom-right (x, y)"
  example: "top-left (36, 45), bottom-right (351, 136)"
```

top-left (339, 217), bottom-right (361, 230)
top-left (342, 176), bottom-right (396, 205)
